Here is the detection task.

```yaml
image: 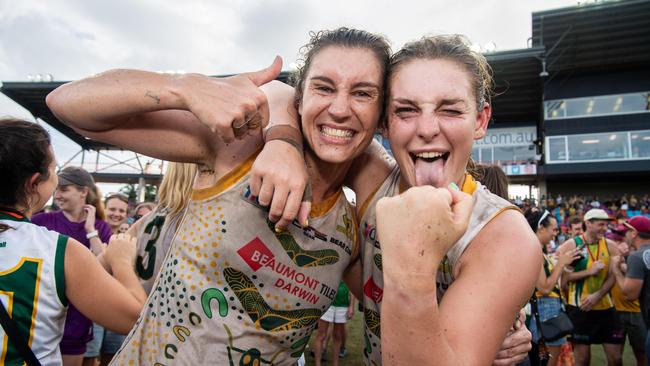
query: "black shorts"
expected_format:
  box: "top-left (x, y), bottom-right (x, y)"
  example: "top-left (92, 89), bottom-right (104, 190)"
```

top-left (566, 305), bottom-right (624, 345)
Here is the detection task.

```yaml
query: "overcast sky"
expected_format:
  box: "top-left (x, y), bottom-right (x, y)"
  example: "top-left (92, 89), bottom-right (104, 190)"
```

top-left (0, 0), bottom-right (579, 190)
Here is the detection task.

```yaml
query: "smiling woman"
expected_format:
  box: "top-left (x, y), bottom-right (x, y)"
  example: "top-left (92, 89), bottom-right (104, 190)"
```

top-left (247, 34), bottom-right (538, 366)
top-left (105, 193), bottom-right (129, 233)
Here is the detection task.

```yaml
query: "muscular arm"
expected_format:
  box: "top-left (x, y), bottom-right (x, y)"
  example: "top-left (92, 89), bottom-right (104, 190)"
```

top-left (47, 59), bottom-right (281, 166)
top-left (380, 209), bottom-right (541, 366)
top-left (46, 70), bottom-right (219, 164)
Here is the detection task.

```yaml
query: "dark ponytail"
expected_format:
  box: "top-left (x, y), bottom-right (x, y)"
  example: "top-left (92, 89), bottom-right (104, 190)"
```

top-left (0, 118), bottom-right (53, 231)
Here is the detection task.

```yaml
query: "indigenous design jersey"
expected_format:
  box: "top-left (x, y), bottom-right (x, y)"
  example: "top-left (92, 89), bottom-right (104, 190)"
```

top-left (135, 207), bottom-right (186, 294)
top-left (568, 235), bottom-right (613, 310)
top-left (358, 165), bottom-right (516, 365)
top-left (0, 212), bottom-right (68, 366)
top-left (112, 152), bottom-right (358, 366)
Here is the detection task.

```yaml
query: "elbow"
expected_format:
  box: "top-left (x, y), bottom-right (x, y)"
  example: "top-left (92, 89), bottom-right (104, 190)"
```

top-left (46, 86), bottom-right (71, 123)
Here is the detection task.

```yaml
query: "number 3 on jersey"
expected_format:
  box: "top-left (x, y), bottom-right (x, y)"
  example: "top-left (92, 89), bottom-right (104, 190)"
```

top-left (0, 258), bottom-right (42, 365)
top-left (136, 216), bottom-right (165, 280)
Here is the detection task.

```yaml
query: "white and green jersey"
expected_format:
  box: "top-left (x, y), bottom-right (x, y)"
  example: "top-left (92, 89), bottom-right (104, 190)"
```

top-left (0, 211), bottom-right (68, 366)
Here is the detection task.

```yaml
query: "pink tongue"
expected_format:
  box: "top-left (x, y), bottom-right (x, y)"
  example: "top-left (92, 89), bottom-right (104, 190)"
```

top-left (414, 157), bottom-right (445, 187)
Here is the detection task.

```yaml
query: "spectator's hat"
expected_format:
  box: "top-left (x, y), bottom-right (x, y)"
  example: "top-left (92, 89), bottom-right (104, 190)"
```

top-left (584, 208), bottom-right (612, 221)
top-left (623, 216), bottom-right (650, 236)
top-left (57, 166), bottom-right (95, 187)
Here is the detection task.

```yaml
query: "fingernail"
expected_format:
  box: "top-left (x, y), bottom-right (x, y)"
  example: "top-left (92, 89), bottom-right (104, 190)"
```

top-left (274, 226), bottom-right (285, 233)
top-left (449, 182), bottom-right (460, 191)
top-left (303, 219), bottom-right (309, 227)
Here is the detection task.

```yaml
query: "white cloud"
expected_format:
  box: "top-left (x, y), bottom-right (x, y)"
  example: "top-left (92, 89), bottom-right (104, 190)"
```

top-left (1, 0), bottom-right (578, 170)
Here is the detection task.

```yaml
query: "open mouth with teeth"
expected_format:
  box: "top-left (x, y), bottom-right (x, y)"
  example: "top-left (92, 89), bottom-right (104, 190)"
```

top-left (320, 125), bottom-right (356, 140)
top-left (411, 151), bottom-right (449, 163)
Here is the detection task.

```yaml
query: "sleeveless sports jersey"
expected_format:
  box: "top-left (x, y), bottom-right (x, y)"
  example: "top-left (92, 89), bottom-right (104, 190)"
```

top-left (535, 254), bottom-right (561, 298)
top-left (358, 165), bottom-right (517, 365)
top-left (567, 235), bottom-right (613, 310)
top-left (111, 151), bottom-right (358, 365)
top-left (135, 207), bottom-right (186, 294)
top-left (0, 212), bottom-right (68, 366)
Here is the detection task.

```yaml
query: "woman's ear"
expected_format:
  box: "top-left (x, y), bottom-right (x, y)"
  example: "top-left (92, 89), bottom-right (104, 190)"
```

top-left (22, 172), bottom-right (43, 210)
top-left (27, 172), bottom-right (42, 192)
top-left (473, 102), bottom-right (491, 140)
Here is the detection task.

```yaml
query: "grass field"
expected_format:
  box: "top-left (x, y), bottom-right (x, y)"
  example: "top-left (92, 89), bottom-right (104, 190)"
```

top-left (304, 310), bottom-right (638, 365)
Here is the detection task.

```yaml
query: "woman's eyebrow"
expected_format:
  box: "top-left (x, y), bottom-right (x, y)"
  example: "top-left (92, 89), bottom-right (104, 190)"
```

top-left (391, 97), bottom-right (417, 105)
top-left (439, 98), bottom-right (467, 107)
top-left (353, 81), bottom-right (381, 90)
top-left (309, 76), bottom-right (334, 84)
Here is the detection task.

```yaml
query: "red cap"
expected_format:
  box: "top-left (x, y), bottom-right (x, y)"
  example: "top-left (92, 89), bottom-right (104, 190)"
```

top-left (624, 216), bottom-right (650, 236)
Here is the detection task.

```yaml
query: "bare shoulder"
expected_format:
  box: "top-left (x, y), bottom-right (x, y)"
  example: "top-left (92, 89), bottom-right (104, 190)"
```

top-left (558, 237), bottom-right (577, 252)
top-left (451, 209), bottom-right (542, 310)
top-left (460, 209), bottom-right (542, 274)
top-left (606, 239), bottom-right (619, 255)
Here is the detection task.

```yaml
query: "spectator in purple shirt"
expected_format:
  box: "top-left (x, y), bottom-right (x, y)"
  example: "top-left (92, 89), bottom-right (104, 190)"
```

top-left (32, 166), bottom-right (112, 366)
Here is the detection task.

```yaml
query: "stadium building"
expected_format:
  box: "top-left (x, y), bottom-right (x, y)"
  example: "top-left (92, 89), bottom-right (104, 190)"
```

top-left (2, 0), bottom-right (649, 199)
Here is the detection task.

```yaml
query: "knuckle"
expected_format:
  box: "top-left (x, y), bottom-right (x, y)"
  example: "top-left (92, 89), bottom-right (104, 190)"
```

top-left (244, 98), bottom-right (257, 111)
top-left (254, 90), bottom-right (267, 105)
top-left (232, 109), bottom-right (245, 122)
top-left (258, 198), bottom-right (270, 206)
top-left (290, 182), bottom-right (305, 192)
top-left (283, 210), bottom-right (298, 221)
top-left (269, 207), bottom-right (283, 218)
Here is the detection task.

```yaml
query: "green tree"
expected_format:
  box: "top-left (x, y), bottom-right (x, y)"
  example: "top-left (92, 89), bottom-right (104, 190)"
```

top-left (119, 183), bottom-right (157, 203)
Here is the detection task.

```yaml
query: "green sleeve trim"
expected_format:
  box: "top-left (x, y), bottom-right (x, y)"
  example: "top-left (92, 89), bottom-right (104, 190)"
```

top-left (55, 234), bottom-right (68, 306)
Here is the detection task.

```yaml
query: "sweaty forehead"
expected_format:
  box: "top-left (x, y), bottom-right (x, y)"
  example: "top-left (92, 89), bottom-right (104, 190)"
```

top-left (307, 46), bottom-right (383, 86)
top-left (390, 58), bottom-right (473, 104)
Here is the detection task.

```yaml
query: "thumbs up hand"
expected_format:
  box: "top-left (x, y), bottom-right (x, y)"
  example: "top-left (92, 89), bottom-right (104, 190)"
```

top-left (175, 56), bottom-right (283, 142)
